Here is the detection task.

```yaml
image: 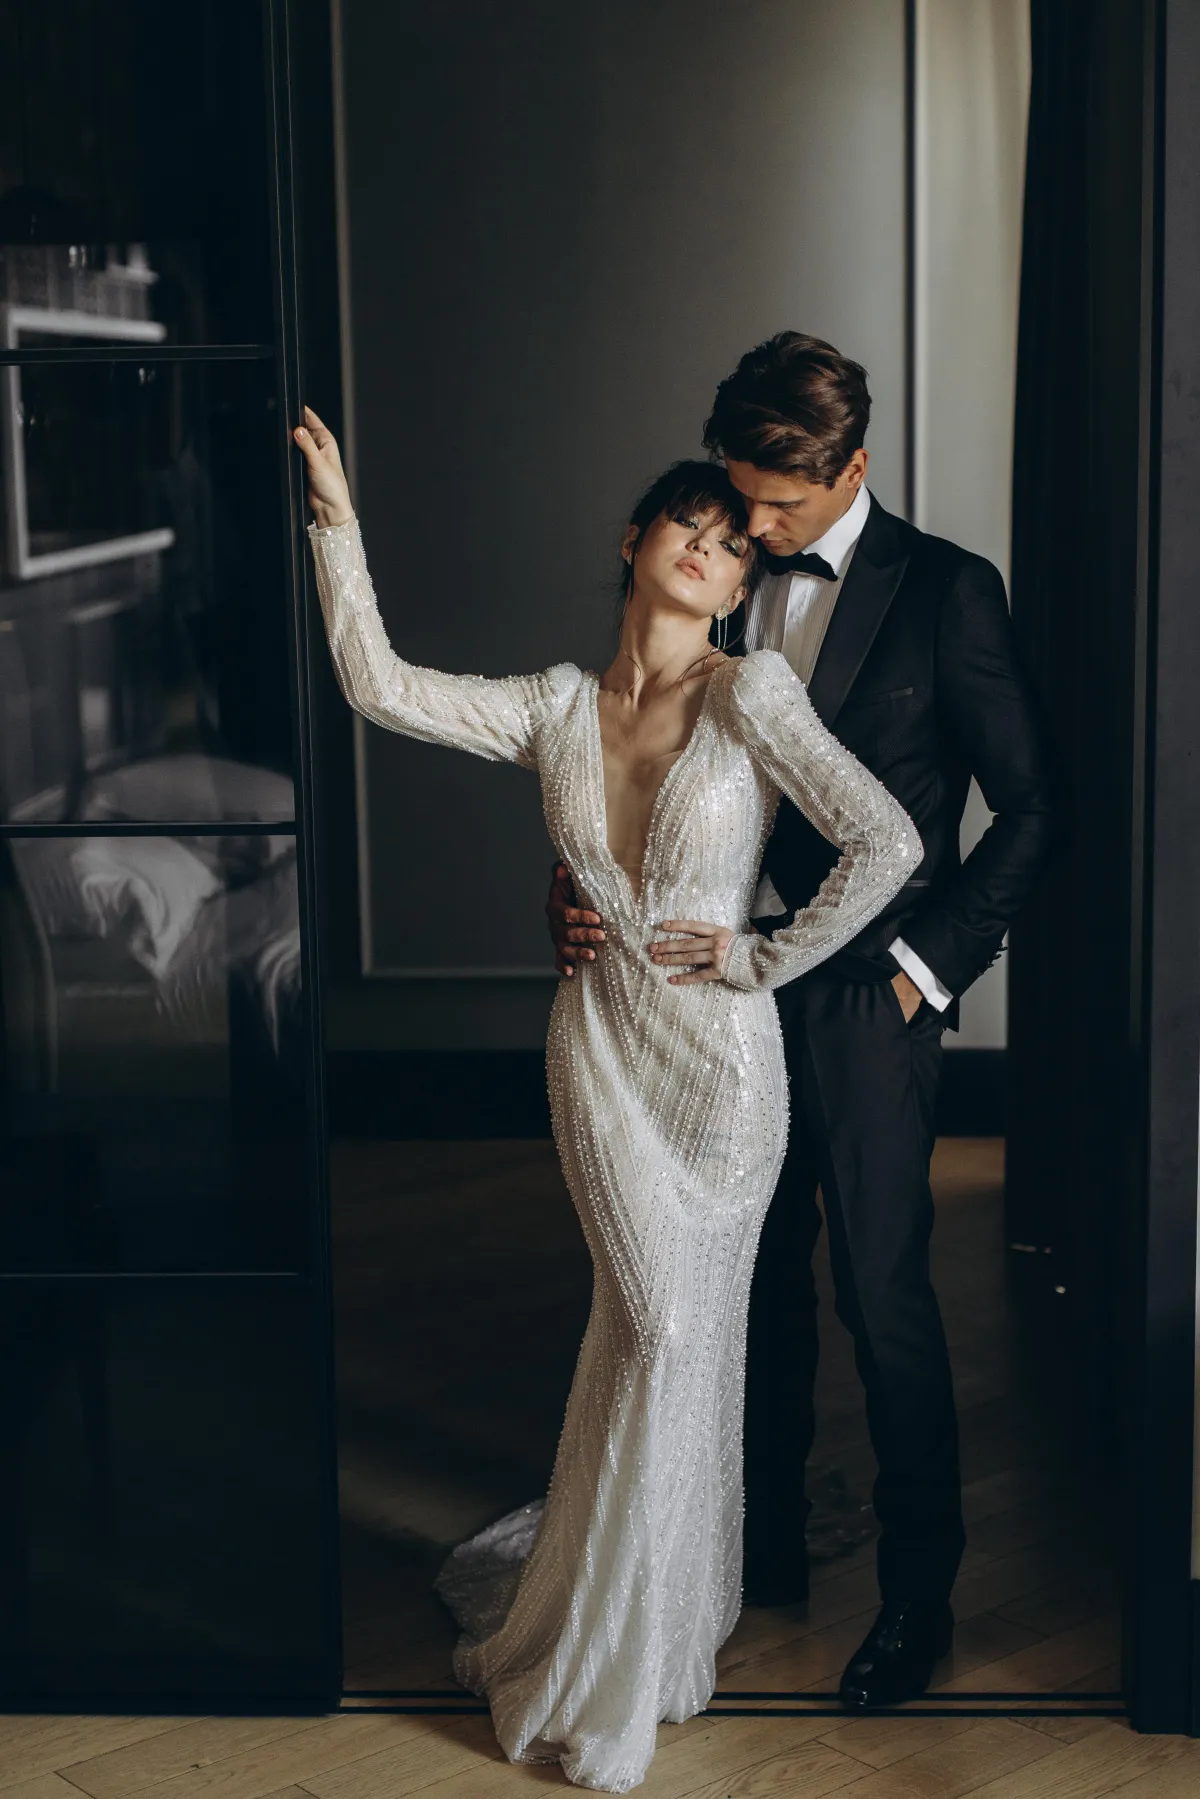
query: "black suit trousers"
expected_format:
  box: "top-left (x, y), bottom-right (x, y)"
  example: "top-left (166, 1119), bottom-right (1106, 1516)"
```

top-left (744, 968), bottom-right (966, 1606)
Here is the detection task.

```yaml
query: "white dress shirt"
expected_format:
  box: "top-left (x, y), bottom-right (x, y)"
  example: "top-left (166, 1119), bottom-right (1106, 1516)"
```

top-left (745, 486), bottom-right (952, 1013)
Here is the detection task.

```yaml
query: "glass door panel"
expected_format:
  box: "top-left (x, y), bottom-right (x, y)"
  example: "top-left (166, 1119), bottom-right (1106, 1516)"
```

top-left (0, 357), bottom-right (296, 823)
top-left (0, 1280), bottom-right (328, 1700)
top-left (0, 0), bottom-right (275, 345)
top-left (0, 830), bottom-right (311, 1273)
top-left (0, 0), bottom-right (340, 1708)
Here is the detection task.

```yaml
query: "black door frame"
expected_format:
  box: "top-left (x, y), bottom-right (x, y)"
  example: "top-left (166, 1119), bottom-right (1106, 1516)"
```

top-left (264, 0), bottom-right (349, 1710)
top-left (1007, 0), bottom-right (1200, 1734)
top-left (287, 0), bottom-right (1200, 1727)
top-left (1129, 0), bottom-right (1200, 1737)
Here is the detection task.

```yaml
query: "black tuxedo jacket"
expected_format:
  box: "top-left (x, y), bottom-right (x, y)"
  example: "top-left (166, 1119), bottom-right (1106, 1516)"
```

top-left (744, 496), bottom-right (1052, 1009)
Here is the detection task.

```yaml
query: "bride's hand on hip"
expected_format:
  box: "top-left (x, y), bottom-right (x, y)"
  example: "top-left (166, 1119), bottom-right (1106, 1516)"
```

top-left (293, 405), bottom-right (355, 528)
top-left (649, 920), bottom-right (736, 985)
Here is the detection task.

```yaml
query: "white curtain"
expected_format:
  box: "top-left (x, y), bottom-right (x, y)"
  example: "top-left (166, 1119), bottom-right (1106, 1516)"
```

top-left (915, 0), bottom-right (1031, 1049)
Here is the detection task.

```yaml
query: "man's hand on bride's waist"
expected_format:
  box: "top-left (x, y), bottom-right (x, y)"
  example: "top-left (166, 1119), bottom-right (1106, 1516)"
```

top-left (649, 921), bottom-right (737, 986)
top-left (547, 861), bottom-right (606, 979)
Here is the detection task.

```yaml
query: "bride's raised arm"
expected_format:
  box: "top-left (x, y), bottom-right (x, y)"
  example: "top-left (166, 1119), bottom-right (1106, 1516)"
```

top-left (296, 408), bottom-right (571, 768)
top-left (722, 650), bottom-right (921, 991)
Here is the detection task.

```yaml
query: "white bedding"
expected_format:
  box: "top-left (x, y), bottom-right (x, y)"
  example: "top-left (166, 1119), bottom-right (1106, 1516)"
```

top-left (71, 836), bottom-right (220, 979)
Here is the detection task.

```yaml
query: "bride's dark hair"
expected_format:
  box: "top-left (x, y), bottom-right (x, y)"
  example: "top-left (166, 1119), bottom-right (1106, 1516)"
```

top-left (620, 459), bottom-right (760, 601)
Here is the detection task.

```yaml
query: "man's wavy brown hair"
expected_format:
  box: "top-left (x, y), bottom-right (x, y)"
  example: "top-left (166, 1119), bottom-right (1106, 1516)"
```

top-left (703, 332), bottom-right (872, 488)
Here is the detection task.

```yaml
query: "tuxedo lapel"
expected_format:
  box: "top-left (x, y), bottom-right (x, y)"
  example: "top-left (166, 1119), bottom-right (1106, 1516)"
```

top-left (806, 501), bottom-right (911, 727)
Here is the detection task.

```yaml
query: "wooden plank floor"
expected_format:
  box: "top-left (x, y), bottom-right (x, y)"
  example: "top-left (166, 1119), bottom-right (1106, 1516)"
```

top-left (6, 1702), bottom-right (1200, 1798)
top-left (5, 1140), bottom-right (1156, 1798)
top-left (331, 1138), bottom-right (1121, 1704)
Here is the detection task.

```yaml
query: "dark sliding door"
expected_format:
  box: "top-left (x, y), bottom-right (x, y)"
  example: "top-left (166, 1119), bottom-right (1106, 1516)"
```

top-left (1007, 0), bottom-right (1200, 1734)
top-left (0, 0), bottom-right (340, 1703)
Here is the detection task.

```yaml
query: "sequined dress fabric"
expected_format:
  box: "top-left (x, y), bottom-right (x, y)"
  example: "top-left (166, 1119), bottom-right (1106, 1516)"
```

top-left (309, 519), bottom-right (919, 1792)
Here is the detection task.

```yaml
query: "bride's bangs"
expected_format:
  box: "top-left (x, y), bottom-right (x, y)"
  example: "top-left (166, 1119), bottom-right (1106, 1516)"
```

top-left (629, 460), bottom-right (753, 549)
top-left (661, 474), bottom-right (752, 552)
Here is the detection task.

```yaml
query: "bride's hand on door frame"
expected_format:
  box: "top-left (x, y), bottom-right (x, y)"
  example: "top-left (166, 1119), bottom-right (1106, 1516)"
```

top-left (649, 920), bottom-right (736, 985)
top-left (293, 405), bottom-right (355, 528)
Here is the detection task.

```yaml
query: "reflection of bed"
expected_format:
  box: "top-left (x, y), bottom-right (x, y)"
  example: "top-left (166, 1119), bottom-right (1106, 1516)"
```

top-left (0, 753), bottom-right (300, 1096)
top-left (0, 751), bottom-right (301, 1597)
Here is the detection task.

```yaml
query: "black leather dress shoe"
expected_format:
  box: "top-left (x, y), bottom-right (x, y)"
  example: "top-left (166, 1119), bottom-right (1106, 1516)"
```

top-left (838, 1600), bottom-right (954, 1709)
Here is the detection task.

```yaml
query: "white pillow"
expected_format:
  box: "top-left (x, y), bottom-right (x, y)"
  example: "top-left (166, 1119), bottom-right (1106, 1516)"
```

top-left (70, 837), bottom-right (220, 979)
top-left (81, 754), bottom-right (296, 881)
top-left (81, 754), bottom-right (294, 824)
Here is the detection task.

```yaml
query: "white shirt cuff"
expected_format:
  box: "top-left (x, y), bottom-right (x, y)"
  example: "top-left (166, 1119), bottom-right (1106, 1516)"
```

top-left (889, 936), bottom-right (952, 1013)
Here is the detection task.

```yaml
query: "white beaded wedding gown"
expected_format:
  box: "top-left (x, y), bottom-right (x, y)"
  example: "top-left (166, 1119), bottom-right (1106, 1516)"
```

top-left (309, 518), bottom-right (919, 1792)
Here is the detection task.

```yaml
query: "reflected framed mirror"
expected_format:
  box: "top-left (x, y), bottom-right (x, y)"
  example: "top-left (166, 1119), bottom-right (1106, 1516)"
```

top-left (2, 305), bottom-right (176, 580)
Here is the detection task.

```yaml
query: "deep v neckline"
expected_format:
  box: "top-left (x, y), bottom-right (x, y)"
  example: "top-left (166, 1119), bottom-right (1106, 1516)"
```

top-left (586, 665), bottom-right (724, 911)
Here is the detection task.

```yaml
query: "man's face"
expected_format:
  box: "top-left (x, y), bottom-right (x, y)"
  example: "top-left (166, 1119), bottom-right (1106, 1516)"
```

top-left (723, 449), bottom-right (868, 556)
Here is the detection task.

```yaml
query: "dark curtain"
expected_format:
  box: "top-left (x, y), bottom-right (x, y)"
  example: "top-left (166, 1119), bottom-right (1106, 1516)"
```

top-left (1006, 0), bottom-right (1148, 1445)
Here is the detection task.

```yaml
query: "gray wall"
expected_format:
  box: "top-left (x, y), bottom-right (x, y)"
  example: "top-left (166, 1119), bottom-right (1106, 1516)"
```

top-left (332, 0), bottom-right (909, 1051)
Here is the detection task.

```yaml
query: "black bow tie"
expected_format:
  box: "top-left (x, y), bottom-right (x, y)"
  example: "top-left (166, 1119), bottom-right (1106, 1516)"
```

top-left (762, 548), bottom-right (837, 581)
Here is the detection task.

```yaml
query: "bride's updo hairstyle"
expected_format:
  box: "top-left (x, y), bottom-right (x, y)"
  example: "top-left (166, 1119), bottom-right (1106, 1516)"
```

top-left (620, 459), bottom-right (760, 602)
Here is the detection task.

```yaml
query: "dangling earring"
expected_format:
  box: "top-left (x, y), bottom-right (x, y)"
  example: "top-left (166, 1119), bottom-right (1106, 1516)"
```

top-left (713, 589), bottom-right (742, 653)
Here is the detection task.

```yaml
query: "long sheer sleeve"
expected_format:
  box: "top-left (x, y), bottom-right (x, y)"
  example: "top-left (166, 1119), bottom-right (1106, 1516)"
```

top-left (721, 650), bottom-right (921, 991)
top-left (308, 517), bottom-right (576, 767)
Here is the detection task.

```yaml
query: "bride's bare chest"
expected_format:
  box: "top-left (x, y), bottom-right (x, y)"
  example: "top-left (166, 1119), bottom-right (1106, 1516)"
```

top-left (595, 692), bottom-right (702, 867)
top-left (538, 676), bottom-right (773, 908)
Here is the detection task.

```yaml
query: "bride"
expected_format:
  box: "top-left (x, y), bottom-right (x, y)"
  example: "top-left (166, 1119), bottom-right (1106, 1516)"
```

top-left (293, 406), bottom-right (919, 1792)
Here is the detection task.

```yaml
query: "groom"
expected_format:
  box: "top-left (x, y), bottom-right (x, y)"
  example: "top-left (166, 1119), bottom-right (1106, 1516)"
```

top-left (549, 332), bottom-right (1052, 1708)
